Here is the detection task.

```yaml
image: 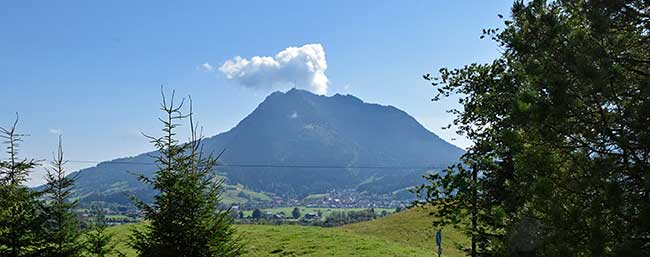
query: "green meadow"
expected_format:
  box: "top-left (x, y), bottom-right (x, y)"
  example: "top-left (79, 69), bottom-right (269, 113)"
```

top-left (106, 206), bottom-right (468, 257)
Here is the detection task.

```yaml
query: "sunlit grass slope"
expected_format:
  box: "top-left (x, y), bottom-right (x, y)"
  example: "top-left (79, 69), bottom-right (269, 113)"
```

top-left (343, 206), bottom-right (469, 257)
top-left (238, 225), bottom-right (432, 256)
top-left (106, 206), bottom-right (468, 257)
top-left (106, 223), bottom-right (139, 257)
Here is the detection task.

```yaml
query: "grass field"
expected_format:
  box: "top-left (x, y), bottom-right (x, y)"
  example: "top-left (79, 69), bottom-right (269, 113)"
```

top-left (221, 184), bottom-right (272, 204)
top-left (238, 225), bottom-right (432, 256)
top-left (106, 206), bottom-right (468, 257)
top-left (343, 206), bottom-right (469, 257)
top-left (303, 193), bottom-right (330, 200)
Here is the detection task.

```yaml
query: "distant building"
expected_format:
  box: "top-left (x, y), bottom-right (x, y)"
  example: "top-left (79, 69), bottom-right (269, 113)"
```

top-left (303, 213), bottom-right (320, 220)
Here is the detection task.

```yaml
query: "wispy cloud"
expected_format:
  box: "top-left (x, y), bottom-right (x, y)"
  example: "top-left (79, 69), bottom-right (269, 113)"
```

top-left (218, 44), bottom-right (329, 95)
top-left (200, 62), bottom-right (214, 72)
top-left (48, 128), bottom-right (62, 135)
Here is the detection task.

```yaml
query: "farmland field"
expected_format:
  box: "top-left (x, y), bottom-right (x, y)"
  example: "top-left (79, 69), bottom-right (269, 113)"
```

top-left (106, 206), bottom-right (468, 257)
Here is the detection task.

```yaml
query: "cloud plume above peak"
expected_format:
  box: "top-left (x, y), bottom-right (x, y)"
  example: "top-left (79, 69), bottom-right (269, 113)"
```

top-left (219, 44), bottom-right (329, 95)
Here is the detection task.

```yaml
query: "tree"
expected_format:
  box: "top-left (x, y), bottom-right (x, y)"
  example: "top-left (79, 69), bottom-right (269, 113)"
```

top-left (415, 1), bottom-right (650, 256)
top-left (251, 209), bottom-right (262, 220)
top-left (131, 90), bottom-right (244, 257)
top-left (291, 207), bottom-right (301, 219)
top-left (84, 203), bottom-right (115, 257)
top-left (0, 115), bottom-right (47, 256)
top-left (42, 136), bottom-right (82, 257)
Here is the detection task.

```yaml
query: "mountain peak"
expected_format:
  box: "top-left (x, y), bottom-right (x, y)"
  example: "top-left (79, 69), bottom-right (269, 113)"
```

top-left (70, 89), bottom-right (464, 203)
top-left (286, 87), bottom-right (312, 94)
top-left (265, 88), bottom-right (367, 107)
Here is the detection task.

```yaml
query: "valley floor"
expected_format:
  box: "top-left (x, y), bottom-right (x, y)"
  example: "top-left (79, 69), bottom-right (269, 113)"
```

top-left (107, 207), bottom-right (468, 257)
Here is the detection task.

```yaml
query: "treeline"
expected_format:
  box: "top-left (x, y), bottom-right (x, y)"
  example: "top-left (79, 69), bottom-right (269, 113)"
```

top-left (0, 90), bottom-right (244, 257)
top-left (416, 1), bottom-right (650, 256)
top-left (234, 207), bottom-right (396, 227)
top-left (320, 209), bottom-right (386, 227)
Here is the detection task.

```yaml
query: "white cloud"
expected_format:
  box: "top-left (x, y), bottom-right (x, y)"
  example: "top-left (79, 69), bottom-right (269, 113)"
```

top-left (289, 111), bottom-right (298, 119)
top-left (200, 62), bottom-right (214, 72)
top-left (219, 44), bottom-right (329, 95)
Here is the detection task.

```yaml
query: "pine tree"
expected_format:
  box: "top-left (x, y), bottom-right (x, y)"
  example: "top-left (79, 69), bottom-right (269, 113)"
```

top-left (251, 209), bottom-right (261, 220)
top-left (0, 115), bottom-right (47, 257)
top-left (131, 90), bottom-right (244, 257)
top-left (42, 136), bottom-right (82, 257)
top-left (84, 202), bottom-right (116, 257)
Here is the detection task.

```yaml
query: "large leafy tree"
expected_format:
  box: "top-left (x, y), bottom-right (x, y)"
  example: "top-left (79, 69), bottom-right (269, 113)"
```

top-left (0, 115), bottom-right (47, 257)
top-left (131, 90), bottom-right (244, 257)
top-left (415, 0), bottom-right (649, 256)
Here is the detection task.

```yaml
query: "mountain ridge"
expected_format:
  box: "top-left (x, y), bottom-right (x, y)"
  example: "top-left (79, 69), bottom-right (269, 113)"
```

top-left (67, 89), bottom-right (464, 204)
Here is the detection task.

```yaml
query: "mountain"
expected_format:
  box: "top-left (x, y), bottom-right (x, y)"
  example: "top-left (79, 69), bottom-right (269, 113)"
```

top-left (70, 89), bottom-right (464, 204)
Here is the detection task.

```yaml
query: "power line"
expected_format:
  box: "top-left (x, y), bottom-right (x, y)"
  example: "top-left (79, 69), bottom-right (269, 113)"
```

top-left (65, 160), bottom-right (448, 170)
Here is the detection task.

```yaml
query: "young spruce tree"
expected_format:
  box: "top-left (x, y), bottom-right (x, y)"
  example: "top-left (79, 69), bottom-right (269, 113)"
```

top-left (0, 115), bottom-right (47, 256)
top-left (42, 136), bottom-right (82, 257)
top-left (84, 202), bottom-right (116, 257)
top-left (131, 90), bottom-right (244, 257)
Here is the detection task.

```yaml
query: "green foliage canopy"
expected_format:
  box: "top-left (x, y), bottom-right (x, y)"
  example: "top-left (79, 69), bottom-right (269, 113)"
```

top-left (415, 1), bottom-right (650, 256)
top-left (0, 116), bottom-right (47, 257)
top-left (42, 136), bottom-right (82, 257)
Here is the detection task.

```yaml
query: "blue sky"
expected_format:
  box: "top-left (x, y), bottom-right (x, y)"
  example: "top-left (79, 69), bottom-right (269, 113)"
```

top-left (0, 0), bottom-right (513, 185)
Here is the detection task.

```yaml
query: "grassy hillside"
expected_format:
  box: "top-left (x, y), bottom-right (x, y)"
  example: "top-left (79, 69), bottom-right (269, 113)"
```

top-left (106, 223), bottom-right (139, 257)
top-left (343, 207), bottom-right (469, 257)
top-left (105, 207), bottom-right (468, 257)
top-left (221, 184), bottom-right (271, 204)
top-left (238, 225), bottom-right (432, 256)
